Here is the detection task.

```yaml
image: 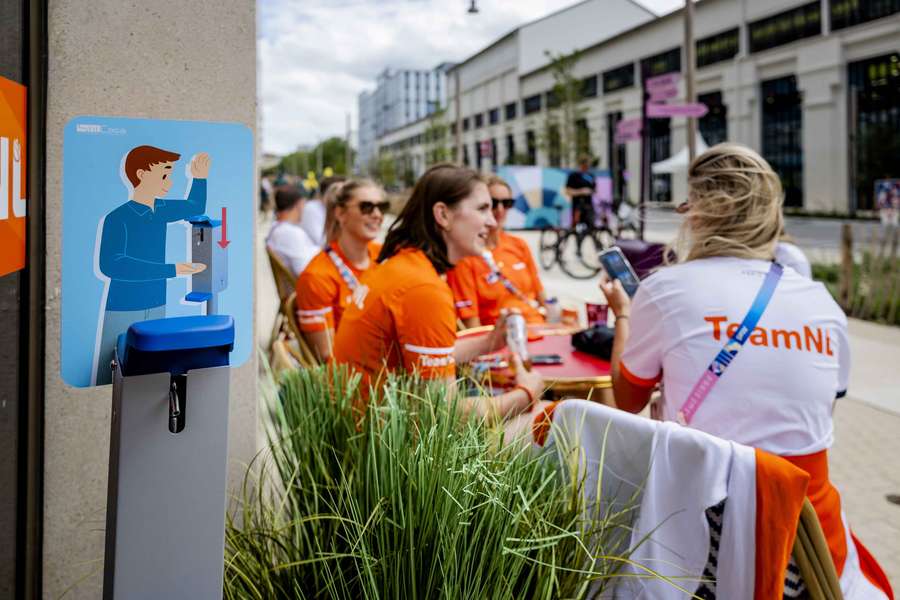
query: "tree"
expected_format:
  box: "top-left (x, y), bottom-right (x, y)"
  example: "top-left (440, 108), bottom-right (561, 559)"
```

top-left (538, 49), bottom-right (592, 168)
top-left (424, 108), bottom-right (451, 166)
top-left (278, 137), bottom-right (356, 177)
top-left (373, 151), bottom-right (397, 189)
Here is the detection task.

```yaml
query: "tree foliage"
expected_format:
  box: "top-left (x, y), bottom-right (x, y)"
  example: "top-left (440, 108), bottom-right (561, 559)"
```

top-left (539, 49), bottom-right (592, 168)
top-left (278, 137), bottom-right (355, 177)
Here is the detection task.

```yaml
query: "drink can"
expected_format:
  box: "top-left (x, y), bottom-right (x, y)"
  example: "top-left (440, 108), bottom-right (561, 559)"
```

top-left (505, 312), bottom-right (531, 369)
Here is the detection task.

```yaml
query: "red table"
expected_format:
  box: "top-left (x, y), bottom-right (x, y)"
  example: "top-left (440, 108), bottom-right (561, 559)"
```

top-left (459, 325), bottom-right (612, 401)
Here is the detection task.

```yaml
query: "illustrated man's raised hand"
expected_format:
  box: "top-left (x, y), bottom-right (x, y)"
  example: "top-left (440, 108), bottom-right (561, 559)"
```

top-left (190, 152), bottom-right (211, 179)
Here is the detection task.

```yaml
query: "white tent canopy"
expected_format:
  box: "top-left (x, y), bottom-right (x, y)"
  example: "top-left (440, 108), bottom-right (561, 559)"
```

top-left (651, 132), bottom-right (709, 174)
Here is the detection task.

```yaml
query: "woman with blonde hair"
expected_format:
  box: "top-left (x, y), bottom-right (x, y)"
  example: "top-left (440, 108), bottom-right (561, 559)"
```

top-left (295, 179), bottom-right (386, 361)
top-left (599, 143), bottom-right (891, 597)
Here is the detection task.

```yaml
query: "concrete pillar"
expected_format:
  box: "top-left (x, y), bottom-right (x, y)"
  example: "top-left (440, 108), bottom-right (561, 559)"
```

top-left (44, 1), bottom-right (257, 597)
top-left (797, 38), bottom-right (845, 213)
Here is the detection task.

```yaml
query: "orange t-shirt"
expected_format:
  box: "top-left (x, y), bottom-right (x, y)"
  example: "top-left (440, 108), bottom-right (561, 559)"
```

top-left (332, 247), bottom-right (457, 382)
top-left (447, 231), bottom-right (545, 326)
top-left (295, 241), bottom-right (381, 332)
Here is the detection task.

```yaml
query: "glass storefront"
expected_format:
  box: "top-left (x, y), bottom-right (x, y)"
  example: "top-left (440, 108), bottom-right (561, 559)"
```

top-left (761, 75), bottom-right (804, 207)
top-left (848, 52), bottom-right (900, 211)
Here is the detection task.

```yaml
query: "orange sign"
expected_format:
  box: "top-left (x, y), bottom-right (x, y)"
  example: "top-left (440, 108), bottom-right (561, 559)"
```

top-left (0, 76), bottom-right (27, 277)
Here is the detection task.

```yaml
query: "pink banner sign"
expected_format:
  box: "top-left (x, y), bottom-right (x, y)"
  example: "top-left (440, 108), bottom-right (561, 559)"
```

top-left (645, 72), bottom-right (680, 91)
top-left (615, 118), bottom-right (642, 135)
top-left (647, 102), bottom-right (709, 119)
top-left (614, 130), bottom-right (642, 144)
top-left (479, 140), bottom-right (492, 158)
top-left (648, 86), bottom-right (678, 103)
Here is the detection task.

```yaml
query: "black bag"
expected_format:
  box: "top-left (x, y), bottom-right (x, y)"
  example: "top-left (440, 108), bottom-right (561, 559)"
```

top-left (571, 325), bottom-right (616, 361)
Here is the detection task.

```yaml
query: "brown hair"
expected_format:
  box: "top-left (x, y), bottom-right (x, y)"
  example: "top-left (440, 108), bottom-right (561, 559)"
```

top-left (124, 145), bottom-right (181, 187)
top-left (274, 185), bottom-right (303, 213)
top-left (673, 143), bottom-right (784, 262)
top-left (485, 175), bottom-right (512, 194)
top-left (378, 163), bottom-right (486, 273)
top-left (323, 178), bottom-right (382, 245)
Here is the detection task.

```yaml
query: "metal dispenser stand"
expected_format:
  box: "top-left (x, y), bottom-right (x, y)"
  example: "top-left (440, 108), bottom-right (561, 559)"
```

top-left (185, 215), bottom-right (228, 314)
top-left (103, 315), bottom-right (235, 600)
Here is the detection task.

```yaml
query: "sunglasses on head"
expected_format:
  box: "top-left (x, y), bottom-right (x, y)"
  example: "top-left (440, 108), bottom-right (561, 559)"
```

top-left (354, 200), bottom-right (390, 215)
top-left (492, 197), bottom-right (515, 210)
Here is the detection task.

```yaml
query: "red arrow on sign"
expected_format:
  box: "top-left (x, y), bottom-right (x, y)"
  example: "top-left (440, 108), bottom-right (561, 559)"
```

top-left (218, 207), bottom-right (230, 249)
top-left (647, 102), bottom-right (709, 119)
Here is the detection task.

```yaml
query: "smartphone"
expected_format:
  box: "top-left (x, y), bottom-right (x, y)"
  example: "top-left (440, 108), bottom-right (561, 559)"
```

top-left (597, 247), bottom-right (640, 297)
top-left (531, 353), bottom-right (564, 366)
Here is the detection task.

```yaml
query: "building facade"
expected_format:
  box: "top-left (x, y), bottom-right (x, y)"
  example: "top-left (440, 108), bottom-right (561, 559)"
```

top-left (357, 63), bottom-right (453, 172)
top-left (376, 0), bottom-right (900, 214)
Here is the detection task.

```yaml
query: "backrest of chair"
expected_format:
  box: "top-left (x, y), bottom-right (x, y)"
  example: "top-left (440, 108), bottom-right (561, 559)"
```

top-left (281, 292), bottom-right (321, 367)
top-left (267, 247), bottom-right (297, 303)
top-left (792, 497), bottom-right (843, 600)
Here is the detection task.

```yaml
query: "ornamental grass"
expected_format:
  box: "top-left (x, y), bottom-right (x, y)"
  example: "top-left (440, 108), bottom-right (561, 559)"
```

top-left (224, 366), bottom-right (659, 599)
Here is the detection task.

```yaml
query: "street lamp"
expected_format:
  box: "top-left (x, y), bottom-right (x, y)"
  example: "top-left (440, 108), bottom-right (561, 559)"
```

top-left (467, 0), bottom-right (479, 14)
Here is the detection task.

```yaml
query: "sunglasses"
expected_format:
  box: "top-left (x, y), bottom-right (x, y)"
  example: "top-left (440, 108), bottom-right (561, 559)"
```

top-left (492, 197), bottom-right (515, 210)
top-left (353, 200), bottom-right (390, 215)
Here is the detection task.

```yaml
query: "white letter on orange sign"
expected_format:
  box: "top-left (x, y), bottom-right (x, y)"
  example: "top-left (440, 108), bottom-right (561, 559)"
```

top-left (0, 137), bottom-right (8, 220)
top-left (12, 139), bottom-right (25, 218)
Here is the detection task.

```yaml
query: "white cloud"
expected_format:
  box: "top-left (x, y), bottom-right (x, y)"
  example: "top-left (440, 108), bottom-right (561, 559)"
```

top-left (258, 0), bottom-right (682, 155)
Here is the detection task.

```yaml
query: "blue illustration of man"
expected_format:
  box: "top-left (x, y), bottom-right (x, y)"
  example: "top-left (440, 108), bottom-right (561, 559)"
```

top-left (93, 145), bottom-right (211, 385)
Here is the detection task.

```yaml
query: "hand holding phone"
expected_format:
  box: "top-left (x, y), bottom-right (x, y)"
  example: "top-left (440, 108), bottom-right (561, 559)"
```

top-left (597, 247), bottom-right (640, 297)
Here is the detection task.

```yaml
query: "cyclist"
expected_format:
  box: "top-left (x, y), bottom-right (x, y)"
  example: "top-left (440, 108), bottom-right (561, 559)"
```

top-left (565, 155), bottom-right (595, 228)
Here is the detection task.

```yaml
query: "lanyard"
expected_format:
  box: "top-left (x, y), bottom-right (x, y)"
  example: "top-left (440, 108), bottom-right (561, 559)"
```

top-left (481, 251), bottom-right (539, 309)
top-left (326, 247), bottom-right (360, 292)
top-left (677, 262), bottom-right (783, 425)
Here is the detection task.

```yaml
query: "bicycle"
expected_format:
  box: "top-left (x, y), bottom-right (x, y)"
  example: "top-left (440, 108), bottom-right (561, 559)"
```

top-left (538, 200), bottom-right (640, 279)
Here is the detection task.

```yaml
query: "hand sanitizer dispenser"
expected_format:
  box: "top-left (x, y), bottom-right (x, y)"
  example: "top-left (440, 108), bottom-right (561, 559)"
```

top-left (185, 215), bottom-right (228, 314)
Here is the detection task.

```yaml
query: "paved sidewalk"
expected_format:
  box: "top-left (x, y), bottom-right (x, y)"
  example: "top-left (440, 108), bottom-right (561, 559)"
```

top-left (830, 399), bottom-right (900, 590)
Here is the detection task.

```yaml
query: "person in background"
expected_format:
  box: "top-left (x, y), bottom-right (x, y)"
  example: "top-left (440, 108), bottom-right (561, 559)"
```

top-left (775, 233), bottom-right (812, 278)
top-left (565, 155), bottom-right (595, 228)
top-left (600, 143), bottom-right (892, 598)
top-left (448, 175), bottom-right (547, 328)
top-left (301, 175), bottom-right (346, 247)
top-left (266, 185), bottom-right (319, 277)
top-left (295, 180), bottom-right (385, 361)
top-left (332, 163), bottom-right (545, 424)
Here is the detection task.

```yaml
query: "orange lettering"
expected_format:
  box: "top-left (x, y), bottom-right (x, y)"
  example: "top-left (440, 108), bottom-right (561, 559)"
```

top-left (804, 326), bottom-right (824, 354)
top-left (726, 322), bottom-right (740, 339)
top-left (826, 334), bottom-right (834, 356)
top-left (705, 315), bottom-right (727, 340)
top-left (749, 327), bottom-right (769, 346)
top-left (772, 329), bottom-right (801, 350)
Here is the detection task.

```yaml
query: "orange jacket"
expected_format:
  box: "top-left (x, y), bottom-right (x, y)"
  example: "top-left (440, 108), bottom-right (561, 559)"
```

top-left (447, 231), bottom-right (544, 326)
top-left (332, 247), bottom-right (457, 384)
top-left (295, 241), bottom-right (381, 332)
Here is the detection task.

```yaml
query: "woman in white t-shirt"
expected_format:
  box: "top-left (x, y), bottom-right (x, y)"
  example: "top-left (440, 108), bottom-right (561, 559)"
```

top-left (599, 143), bottom-right (892, 598)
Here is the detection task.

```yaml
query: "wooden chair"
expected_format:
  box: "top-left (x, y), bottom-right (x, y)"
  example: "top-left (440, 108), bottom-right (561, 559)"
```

top-left (266, 247), bottom-right (298, 348)
top-left (270, 336), bottom-right (300, 375)
top-left (791, 498), bottom-right (843, 599)
top-left (280, 292), bottom-right (321, 368)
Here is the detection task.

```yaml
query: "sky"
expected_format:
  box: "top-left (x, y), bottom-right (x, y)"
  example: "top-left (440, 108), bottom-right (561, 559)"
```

top-left (258, 0), bottom-right (683, 155)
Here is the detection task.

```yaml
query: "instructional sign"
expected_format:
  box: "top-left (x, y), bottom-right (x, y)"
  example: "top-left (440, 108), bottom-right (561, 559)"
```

top-left (0, 76), bottom-right (27, 277)
top-left (61, 116), bottom-right (254, 387)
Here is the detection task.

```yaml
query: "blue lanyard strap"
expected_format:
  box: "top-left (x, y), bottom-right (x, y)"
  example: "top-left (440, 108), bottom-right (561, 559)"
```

top-left (678, 261), bottom-right (783, 424)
